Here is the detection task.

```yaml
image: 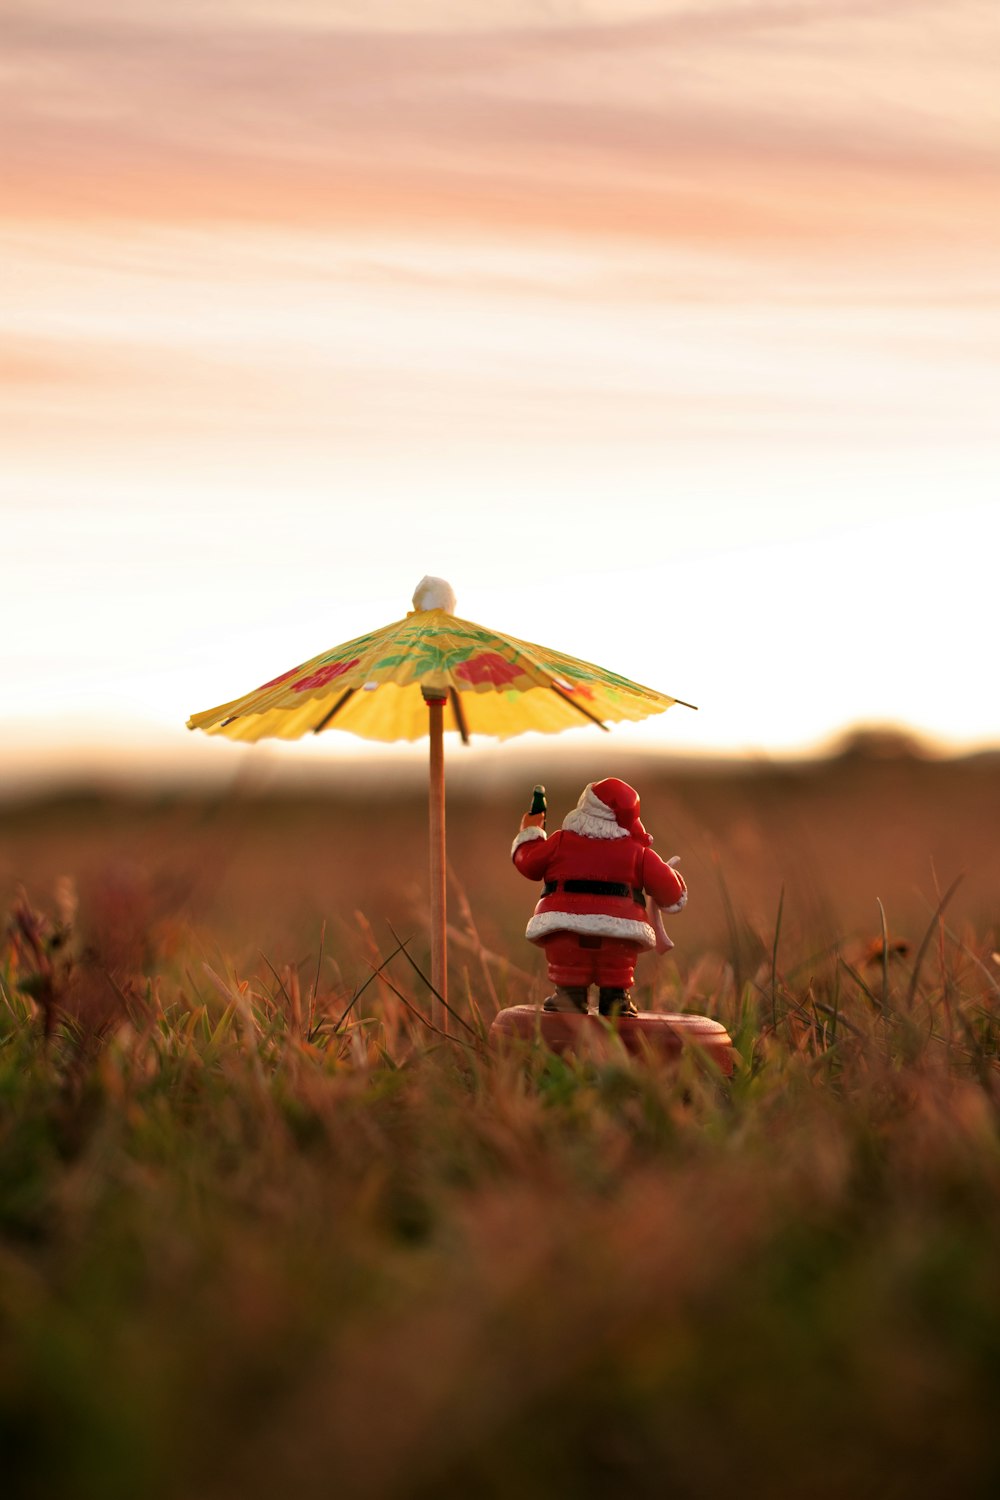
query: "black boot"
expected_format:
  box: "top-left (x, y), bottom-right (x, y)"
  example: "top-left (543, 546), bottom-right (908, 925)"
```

top-left (598, 988), bottom-right (638, 1018)
top-left (543, 986), bottom-right (589, 1014)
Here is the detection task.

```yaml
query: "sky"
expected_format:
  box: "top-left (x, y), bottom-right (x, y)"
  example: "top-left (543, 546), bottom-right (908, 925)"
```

top-left (2, 0), bottom-right (998, 786)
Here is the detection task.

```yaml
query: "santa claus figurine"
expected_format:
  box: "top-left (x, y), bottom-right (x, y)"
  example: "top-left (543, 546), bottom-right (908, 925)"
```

top-left (512, 778), bottom-right (687, 1017)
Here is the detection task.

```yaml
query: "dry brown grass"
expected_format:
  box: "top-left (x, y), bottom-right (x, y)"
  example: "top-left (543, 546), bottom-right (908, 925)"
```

top-left (2, 747), bottom-right (997, 1006)
top-left (1, 747), bottom-right (998, 1499)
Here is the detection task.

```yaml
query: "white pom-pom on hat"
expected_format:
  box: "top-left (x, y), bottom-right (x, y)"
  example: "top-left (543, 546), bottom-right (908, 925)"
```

top-left (412, 576), bottom-right (457, 613)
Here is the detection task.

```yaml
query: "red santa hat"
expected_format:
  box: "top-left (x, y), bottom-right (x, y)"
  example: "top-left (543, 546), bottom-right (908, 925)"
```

top-left (562, 778), bottom-right (653, 845)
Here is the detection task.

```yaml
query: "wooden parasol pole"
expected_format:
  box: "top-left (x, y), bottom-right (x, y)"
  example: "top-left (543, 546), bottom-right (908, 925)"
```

top-left (424, 690), bottom-right (448, 1025)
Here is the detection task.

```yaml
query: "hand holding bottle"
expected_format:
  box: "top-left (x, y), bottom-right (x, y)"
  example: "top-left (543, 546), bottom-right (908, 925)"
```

top-left (519, 784), bottom-right (547, 832)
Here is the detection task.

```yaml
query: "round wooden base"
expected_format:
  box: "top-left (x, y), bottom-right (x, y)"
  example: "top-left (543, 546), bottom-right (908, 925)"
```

top-left (490, 1005), bottom-right (734, 1074)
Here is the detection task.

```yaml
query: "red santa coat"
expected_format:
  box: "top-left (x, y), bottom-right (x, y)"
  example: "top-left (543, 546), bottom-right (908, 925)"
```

top-left (512, 821), bottom-right (687, 949)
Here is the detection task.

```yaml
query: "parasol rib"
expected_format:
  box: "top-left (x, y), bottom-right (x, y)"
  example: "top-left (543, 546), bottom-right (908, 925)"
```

top-left (448, 688), bottom-right (471, 746)
top-left (551, 685), bottom-right (611, 732)
top-left (313, 689), bottom-right (355, 734)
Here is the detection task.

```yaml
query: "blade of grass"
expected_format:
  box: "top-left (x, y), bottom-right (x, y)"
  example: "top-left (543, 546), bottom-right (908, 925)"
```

top-left (386, 922), bottom-right (480, 1040)
top-left (447, 868), bottom-right (499, 1014)
top-left (770, 883), bottom-right (785, 1030)
top-left (811, 1000), bottom-right (862, 1038)
top-left (906, 874), bottom-right (964, 1011)
top-left (308, 920), bottom-right (326, 1039)
top-left (838, 955), bottom-right (882, 1012)
top-left (716, 861), bottom-right (744, 1001)
top-left (258, 950), bottom-right (294, 1012)
top-left (935, 921), bottom-right (1000, 1000)
top-left (202, 962), bottom-right (265, 1085)
top-left (333, 937), bottom-right (409, 1034)
top-left (876, 898), bottom-right (890, 1013)
top-left (370, 968), bottom-right (457, 1045)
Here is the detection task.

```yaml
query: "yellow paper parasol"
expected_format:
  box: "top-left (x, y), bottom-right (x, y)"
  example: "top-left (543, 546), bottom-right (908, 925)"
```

top-left (187, 578), bottom-right (695, 1009)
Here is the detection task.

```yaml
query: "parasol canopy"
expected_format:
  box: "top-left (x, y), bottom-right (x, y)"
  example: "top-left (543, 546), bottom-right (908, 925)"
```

top-left (187, 579), bottom-right (692, 746)
top-left (187, 577), bottom-right (695, 1013)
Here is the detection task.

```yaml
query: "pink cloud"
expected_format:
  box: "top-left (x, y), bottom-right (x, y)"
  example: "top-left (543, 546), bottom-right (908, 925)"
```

top-left (3, 1), bottom-right (998, 250)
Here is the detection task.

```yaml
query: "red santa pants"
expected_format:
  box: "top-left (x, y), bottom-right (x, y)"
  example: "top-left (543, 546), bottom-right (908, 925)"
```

top-left (540, 931), bottom-right (642, 989)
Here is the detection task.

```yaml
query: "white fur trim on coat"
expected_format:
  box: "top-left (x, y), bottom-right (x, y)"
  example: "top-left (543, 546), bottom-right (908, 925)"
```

top-left (561, 808), bottom-right (628, 840)
top-left (660, 890), bottom-right (688, 914)
top-left (511, 825), bottom-right (547, 855)
top-left (525, 910), bottom-right (657, 948)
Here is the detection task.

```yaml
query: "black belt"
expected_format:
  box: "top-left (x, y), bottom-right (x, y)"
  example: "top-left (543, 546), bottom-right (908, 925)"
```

top-left (543, 879), bottom-right (645, 904)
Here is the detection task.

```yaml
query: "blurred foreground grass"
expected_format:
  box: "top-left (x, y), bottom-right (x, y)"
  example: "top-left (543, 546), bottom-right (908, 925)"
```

top-left (1, 749), bottom-right (999, 1498)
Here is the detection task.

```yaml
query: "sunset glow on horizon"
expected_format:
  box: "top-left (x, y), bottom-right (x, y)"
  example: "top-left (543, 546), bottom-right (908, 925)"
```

top-left (3, 0), bottom-right (998, 786)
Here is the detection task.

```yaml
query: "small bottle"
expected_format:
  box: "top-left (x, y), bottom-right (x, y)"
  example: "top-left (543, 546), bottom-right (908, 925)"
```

top-left (529, 784), bottom-right (547, 826)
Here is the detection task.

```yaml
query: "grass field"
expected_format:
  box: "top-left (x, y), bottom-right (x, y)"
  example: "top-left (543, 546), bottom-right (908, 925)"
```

top-left (2, 745), bottom-right (999, 1498)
